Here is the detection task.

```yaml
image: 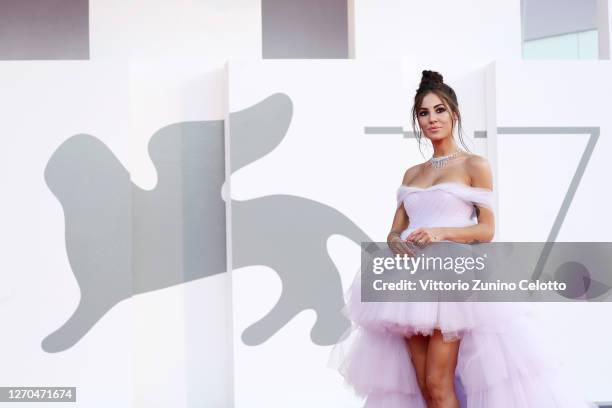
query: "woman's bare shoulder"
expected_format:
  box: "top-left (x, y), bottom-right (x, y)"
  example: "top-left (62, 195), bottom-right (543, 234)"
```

top-left (463, 153), bottom-right (493, 189)
top-left (401, 163), bottom-right (425, 185)
top-left (463, 153), bottom-right (490, 168)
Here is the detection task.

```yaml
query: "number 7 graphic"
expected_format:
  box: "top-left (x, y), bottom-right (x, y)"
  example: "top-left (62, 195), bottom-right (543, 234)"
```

top-left (496, 127), bottom-right (600, 283)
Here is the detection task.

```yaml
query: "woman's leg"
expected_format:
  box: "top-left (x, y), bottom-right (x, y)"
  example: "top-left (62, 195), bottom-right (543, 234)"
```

top-left (425, 329), bottom-right (460, 408)
top-left (405, 334), bottom-right (433, 406)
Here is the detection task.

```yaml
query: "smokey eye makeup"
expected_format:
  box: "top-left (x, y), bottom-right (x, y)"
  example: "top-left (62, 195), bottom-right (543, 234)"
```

top-left (418, 107), bottom-right (446, 116)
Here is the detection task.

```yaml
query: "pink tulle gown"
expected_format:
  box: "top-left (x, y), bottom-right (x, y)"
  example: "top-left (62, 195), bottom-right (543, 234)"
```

top-left (328, 182), bottom-right (595, 408)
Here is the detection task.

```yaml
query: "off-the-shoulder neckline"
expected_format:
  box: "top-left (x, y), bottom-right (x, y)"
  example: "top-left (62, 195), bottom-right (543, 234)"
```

top-left (398, 181), bottom-right (492, 192)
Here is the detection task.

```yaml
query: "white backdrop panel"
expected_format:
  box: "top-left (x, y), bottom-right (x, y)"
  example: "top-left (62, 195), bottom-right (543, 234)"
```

top-left (353, 0), bottom-right (522, 72)
top-left (0, 61), bottom-right (133, 408)
top-left (491, 59), bottom-right (612, 403)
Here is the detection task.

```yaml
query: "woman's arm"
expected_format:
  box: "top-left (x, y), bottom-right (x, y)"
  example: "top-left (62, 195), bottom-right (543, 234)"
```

top-left (436, 205), bottom-right (494, 244)
top-left (407, 156), bottom-right (495, 245)
top-left (388, 166), bottom-right (419, 255)
top-left (388, 202), bottom-right (417, 255)
top-left (388, 202), bottom-right (409, 242)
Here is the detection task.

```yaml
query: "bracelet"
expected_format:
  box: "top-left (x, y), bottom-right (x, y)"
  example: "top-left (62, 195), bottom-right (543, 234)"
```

top-left (387, 231), bottom-right (402, 242)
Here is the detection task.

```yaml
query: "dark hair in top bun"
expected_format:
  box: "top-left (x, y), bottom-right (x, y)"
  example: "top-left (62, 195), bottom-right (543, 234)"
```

top-left (419, 70), bottom-right (444, 88)
top-left (411, 70), bottom-right (469, 156)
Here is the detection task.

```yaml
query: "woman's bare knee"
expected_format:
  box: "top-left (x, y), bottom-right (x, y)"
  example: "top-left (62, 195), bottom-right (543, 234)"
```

top-left (426, 369), bottom-right (455, 402)
top-left (425, 330), bottom-right (460, 406)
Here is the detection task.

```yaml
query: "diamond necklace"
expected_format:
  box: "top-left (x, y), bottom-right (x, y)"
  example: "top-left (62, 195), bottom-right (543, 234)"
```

top-left (429, 149), bottom-right (462, 169)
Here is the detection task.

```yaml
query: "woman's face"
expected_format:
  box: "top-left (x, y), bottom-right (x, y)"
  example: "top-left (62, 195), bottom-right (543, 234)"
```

top-left (416, 92), bottom-right (456, 142)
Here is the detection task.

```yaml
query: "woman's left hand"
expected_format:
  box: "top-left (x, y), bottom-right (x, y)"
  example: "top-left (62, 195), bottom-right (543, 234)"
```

top-left (406, 227), bottom-right (443, 247)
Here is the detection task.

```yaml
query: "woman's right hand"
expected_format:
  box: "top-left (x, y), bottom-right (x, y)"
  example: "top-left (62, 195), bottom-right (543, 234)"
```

top-left (387, 233), bottom-right (416, 257)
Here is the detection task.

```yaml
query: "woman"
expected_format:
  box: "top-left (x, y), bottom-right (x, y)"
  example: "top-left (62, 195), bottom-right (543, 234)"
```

top-left (329, 70), bottom-right (594, 408)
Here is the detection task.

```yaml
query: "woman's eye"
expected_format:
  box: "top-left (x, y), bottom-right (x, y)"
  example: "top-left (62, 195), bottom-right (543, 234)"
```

top-left (437, 108), bottom-right (446, 113)
top-left (419, 111), bottom-right (427, 116)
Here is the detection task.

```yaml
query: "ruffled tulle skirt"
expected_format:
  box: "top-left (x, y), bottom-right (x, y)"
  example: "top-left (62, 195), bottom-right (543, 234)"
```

top-left (328, 268), bottom-right (595, 408)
